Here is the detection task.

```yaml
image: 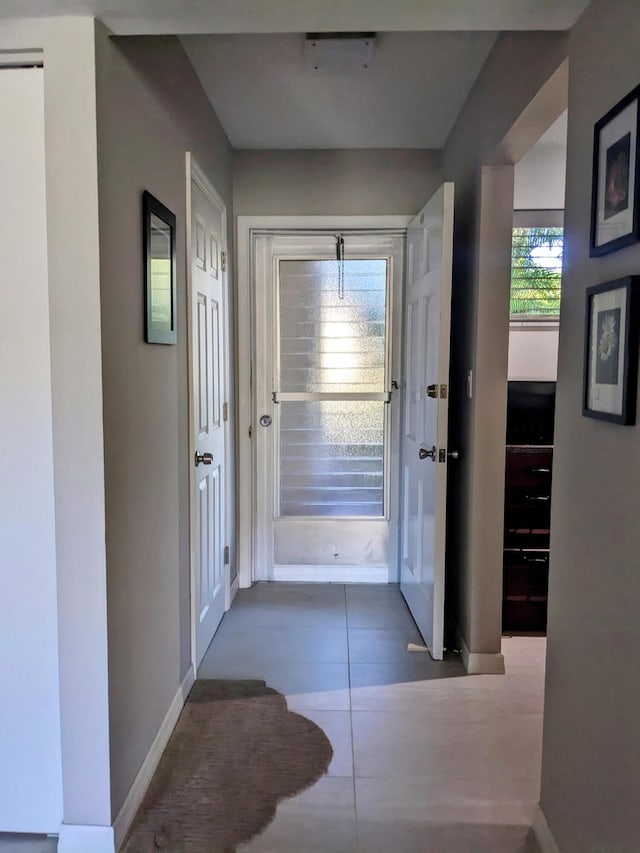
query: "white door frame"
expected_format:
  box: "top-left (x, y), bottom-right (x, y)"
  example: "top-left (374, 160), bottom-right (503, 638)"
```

top-left (186, 153), bottom-right (233, 671)
top-left (236, 215), bottom-right (412, 589)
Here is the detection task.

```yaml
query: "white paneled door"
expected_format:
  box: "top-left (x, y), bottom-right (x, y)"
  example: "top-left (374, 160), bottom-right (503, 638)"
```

top-left (191, 170), bottom-right (228, 667)
top-left (400, 183), bottom-right (455, 660)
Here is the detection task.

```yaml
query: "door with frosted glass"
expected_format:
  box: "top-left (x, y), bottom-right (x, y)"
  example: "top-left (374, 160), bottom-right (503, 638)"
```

top-left (254, 233), bottom-right (404, 582)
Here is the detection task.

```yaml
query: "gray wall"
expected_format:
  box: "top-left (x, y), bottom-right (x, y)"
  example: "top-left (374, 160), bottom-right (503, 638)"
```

top-left (234, 149), bottom-right (442, 215)
top-left (540, 1), bottom-right (640, 849)
top-left (442, 32), bottom-right (568, 656)
top-left (94, 27), bottom-right (233, 817)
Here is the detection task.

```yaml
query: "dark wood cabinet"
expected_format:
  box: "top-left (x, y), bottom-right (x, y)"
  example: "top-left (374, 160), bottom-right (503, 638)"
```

top-left (502, 445), bottom-right (552, 634)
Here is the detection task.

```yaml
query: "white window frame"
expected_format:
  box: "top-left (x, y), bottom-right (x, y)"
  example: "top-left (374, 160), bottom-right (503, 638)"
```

top-left (236, 216), bottom-right (411, 589)
top-left (510, 208), bottom-right (564, 326)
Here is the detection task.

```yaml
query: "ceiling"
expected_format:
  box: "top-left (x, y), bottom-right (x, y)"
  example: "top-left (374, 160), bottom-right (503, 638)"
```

top-left (0, 1), bottom-right (586, 150)
top-left (182, 32), bottom-right (499, 149)
top-left (0, 0), bottom-right (592, 35)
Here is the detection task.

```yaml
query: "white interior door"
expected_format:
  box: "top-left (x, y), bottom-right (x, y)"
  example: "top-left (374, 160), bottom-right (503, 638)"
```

top-left (191, 172), bottom-right (228, 667)
top-left (400, 183), bottom-right (455, 659)
top-left (254, 232), bottom-right (404, 583)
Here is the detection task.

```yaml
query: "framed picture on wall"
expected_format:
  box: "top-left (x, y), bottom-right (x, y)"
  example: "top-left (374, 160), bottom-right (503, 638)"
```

top-left (590, 85), bottom-right (640, 256)
top-left (143, 190), bottom-right (177, 344)
top-left (583, 276), bottom-right (640, 424)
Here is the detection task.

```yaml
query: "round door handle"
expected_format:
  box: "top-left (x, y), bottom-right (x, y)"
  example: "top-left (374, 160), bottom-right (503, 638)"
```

top-left (419, 445), bottom-right (436, 461)
top-left (194, 451), bottom-right (213, 467)
top-left (447, 450), bottom-right (460, 460)
top-left (259, 414), bottom-right (272, 427)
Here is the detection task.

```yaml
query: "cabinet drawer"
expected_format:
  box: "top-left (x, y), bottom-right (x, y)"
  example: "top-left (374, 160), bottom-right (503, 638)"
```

top-left (504, 497), bottom-right (551, 530)
top-left (505, 447), bottom-right (553, 488)
top-left (503, 598), bottom-right (547, 633)
top-left (503, 553), bottom-right (549, 598)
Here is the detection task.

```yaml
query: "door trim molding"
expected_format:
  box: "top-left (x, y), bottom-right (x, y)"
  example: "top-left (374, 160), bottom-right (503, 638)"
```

top-left (236, 215), bottom-right (412, 590)
top-left (186, 153), bottom-right (231, 672)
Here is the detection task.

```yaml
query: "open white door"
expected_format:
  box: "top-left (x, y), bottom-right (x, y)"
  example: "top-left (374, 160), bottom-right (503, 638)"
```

top-left (190, 166), bottom-right (229, 667)
top-left (253, 232), bottom-right (404, 583)
top-left (400, 183), bottom-right (454, 660)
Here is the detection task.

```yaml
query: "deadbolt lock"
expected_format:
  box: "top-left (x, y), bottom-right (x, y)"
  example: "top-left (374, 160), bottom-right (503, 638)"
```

top-left (427, 384), bottom-right (447, 399)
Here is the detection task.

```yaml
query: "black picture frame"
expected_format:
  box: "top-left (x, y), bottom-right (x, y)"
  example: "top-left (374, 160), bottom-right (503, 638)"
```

top-left (143, 190), bottom-right (177, 344)
top-left (583, 276), bottom-right (640, 424)
top-left (590, 85), bottom-right (640, 257)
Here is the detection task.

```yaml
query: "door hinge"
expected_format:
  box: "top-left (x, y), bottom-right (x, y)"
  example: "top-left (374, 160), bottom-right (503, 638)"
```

top-left (223, 402), bottom-right (229, 422)
top-left (440, 384), bottom-right (448, 399)
top-left (224, 545), bottom-right (230, 565)
top-left (221, 250), bottom-right (227, 273)
top-left (248, 425), bottom-right (252, 439)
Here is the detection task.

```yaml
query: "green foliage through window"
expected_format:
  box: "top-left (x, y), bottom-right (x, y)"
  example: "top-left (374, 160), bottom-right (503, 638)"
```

top-left (510, 227), bottom-right (563, 316)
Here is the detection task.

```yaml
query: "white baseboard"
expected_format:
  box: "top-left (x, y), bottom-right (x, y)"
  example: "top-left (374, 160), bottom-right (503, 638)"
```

top-left (532, 803), bottom-right (561, 853)
top-left (58, 824), bottom-right (115, 853)
top-left (229, 574), bottom-right (239, 606)
top-left (113, 665), bottom-right (196, 850)
top-left (270, 564), bottom-right (389, 583)
top-left (458, 632), bottom-right (505, 675)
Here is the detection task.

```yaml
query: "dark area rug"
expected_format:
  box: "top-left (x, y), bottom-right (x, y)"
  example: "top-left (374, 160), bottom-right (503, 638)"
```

top-left (122, 679), bottom-right (333, 853)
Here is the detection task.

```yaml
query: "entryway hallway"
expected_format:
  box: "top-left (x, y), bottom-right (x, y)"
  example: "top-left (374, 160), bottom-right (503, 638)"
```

top-left (199, 583), bottom-right (544, 852)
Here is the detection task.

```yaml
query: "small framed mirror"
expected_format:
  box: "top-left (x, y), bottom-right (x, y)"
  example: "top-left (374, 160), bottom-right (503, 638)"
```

top-left (143, 190), bottom-right (177, 344)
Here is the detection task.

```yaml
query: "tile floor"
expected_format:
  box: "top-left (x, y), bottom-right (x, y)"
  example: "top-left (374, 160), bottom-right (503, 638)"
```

top-left (2, 583), bottom-right (544, 852)
top-left (0, 838), bottom-right (56, 853)
top-left (198, 583), bottom-right (545, 852)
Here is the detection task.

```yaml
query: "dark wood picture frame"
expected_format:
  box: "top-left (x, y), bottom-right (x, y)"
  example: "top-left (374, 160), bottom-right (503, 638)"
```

top-left (143, 190), bottom-right (177, 344)
top-left (590, 85), bottom-right (640, 257)
top-left (583, 276), bottom-right (640, 424)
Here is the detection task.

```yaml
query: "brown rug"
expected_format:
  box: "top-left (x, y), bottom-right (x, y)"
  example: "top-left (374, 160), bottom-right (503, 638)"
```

top-left (122, 679), bottom-right (333, 852)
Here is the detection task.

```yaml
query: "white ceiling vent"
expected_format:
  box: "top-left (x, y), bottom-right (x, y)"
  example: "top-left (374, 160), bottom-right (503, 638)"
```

top-left (304, 33), bottom-right (377, 73)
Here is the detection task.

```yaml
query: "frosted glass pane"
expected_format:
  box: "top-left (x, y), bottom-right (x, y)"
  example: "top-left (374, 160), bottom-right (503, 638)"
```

top-left (280, 400), bottom-right (384, 517)
top-left (279, 259), bottom-right (387, 393)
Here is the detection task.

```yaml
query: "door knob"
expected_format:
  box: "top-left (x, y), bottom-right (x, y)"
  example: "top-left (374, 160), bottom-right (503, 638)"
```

top-left (419, 445), bottom-right (436, 461)
top-left (259, 414), bottom-right (272, 427)
top-left (447, 450), bottom-right (460, 460)
top-left (194, 451), bottom-right (213, 466)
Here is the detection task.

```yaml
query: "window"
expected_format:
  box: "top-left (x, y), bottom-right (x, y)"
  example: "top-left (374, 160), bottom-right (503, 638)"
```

top-left (510, 212), bottom-right (564, 318)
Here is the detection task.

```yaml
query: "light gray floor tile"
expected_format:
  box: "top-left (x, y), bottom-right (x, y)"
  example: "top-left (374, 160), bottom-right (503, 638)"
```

top-left (295, 709), bottom-right (354, 777)
top-left (193, 584), bottom-right (544, 851)
top-left (345, 584), bottom-right (418, 631)
top-left (349, 658), bottom-right (466, 711)
top-left (201, 624), bottom-right (348, 664)
top-left (352, 709), bottom-right (542, 802)
top-left (239, 582), bottom-right (346, 607)
top-left (355, 776), bottom-right (539, 827)
top-left (0, 837), bottom-right (57, 852)
top-left (197, 658), bottom-right (351, 711)
top-left (238, 777), bottom-right (357, 852)
top-left (228, 584), bottom-right (348, 630)
top-left (355, 777), bottom-right (541, 852)
top-left (225, 600), bottom-right (347, 629)
top-left (347, 627), bottom-right (425, 663)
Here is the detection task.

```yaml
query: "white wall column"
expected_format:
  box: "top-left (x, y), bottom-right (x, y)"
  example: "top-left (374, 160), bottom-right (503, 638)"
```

top-left (0, 18), bottom-right (113, 850)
